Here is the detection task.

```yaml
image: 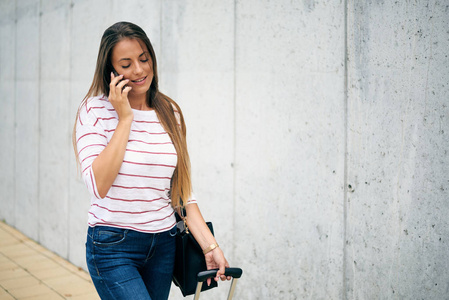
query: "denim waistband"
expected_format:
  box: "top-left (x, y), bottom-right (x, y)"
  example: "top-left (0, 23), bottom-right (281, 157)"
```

top-left (87, 225), bottom-right (177, 238)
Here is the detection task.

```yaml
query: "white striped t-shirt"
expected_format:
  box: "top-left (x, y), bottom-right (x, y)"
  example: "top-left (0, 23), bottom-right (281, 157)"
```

top-left (76, 95), bottom-right (196, 233)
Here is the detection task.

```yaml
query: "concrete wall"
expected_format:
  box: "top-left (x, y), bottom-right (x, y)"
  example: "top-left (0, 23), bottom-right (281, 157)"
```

top-left (0, 0), bottom-right (447, 299)
top-left (345, 1), bottom-right (449, 298)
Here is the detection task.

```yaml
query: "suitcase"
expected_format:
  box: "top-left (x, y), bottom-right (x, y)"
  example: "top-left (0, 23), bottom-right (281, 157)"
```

top-left (193, 267), bottom-right (243, 300)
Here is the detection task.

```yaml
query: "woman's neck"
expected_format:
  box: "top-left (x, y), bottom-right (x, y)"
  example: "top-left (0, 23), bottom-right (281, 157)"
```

top-left (128, 94), bottom-right (151, 111)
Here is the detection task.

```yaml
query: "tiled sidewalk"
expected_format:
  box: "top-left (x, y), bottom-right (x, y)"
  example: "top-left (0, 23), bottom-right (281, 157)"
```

top-left (0, 222), bottom-right (99, 300)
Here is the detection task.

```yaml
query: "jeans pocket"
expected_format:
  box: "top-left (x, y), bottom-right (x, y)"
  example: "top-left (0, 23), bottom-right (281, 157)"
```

top-left (93, 227), bottom-right (128, 247)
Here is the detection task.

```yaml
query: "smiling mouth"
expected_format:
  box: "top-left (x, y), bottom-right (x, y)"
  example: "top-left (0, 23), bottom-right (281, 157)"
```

top-left (132, 76), bottom-right (147, 83)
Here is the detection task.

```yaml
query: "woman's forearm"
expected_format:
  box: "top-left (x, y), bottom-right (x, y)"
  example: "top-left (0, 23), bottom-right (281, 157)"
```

top-left (92, 118), bottom-right (133, 198)
top-left (185, 204), bottom-right (218, 250)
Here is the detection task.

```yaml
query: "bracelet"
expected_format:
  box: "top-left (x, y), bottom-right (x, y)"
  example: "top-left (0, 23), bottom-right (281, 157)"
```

top-left (203, 243), bottom-right (219, 254)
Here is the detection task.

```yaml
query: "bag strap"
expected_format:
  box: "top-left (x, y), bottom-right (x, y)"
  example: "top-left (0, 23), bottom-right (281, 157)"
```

top-left (175, 203), bottom-right (189, 234)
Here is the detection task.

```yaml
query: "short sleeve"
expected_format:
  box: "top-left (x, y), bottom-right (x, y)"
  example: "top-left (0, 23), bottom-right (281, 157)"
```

top-left (75, 101), bottom-right (108, 199)
top-left (186, 192), bottom-right (197, 205)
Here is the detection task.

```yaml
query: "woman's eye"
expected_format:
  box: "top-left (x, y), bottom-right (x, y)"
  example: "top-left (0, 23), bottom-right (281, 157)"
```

top-left (121, 65), bottom-right (131, 69)
top-left (141, 59), bottom-right (149, 63)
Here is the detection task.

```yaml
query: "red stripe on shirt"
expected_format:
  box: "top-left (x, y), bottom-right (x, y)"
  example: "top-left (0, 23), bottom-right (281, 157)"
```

top-left (91, 203), bottom-right (170, 214)
top-left (131, 129), bottom-right (168, 135)
top-left (118, 172), bottom-right (171, 180)
top-left (77, 132), bottom-right (107, 143)
top-left (87, 105), bottom-right (105, 113)
top-left (134, 120), bottom-right (161, 124)
top-left (81, 154), bottom-right (99, 164)
top-left (128, 139), bottom-right (173, 146)
top-left (104, 129), bottom-right (169, 135)
top-left (106, 196), bottom-right (167, 203)
top-left (94, 117), bottom-right (116, 126)
top-left (111, 185), bottom-right (166, 192)
top-left (126, 148), bottom-right (176, 156)
top-left (122, 160), bottom-right (176, 168)
top-left (78, 143), bottom-right (106, 155)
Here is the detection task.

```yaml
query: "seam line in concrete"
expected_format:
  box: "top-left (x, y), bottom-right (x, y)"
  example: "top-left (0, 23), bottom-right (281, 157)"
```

top-left (343, 0), bottom-right (349, 298)
top-left (38, 0), bottom-right (43, 245)
top-left (232, 0), bottom-right (237, 261)
top-left (67, 0), bottom-right (74, 262)
top-left (13, 0), bottom-right (18, 227)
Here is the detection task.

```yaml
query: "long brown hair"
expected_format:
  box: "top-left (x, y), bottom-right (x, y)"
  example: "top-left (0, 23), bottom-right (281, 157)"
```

top-left (72, 22), bottom-right (191, 208)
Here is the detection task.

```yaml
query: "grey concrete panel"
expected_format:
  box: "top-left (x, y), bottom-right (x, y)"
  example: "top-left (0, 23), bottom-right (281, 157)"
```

top-left (0, 1), bottom-right (16, 224)
top-left (38, 2), bottom-right (71, 258)
top-left (68, 0), bottom-right (111, 269)
top-left (68, 145), bottom-right (91, 269)
top-left (160, 0), bottom-right (235, 244)
top-left (234, 1), bottom-right (345, 298)
top-left (68, 85), bottom-right (91, 269)
top-left (67, 174), bottom-right (90, 270)
top-left (346, 1), bottom-right (449, 298)
top-left (70, 0), bottom-right (110, 80)
top-left (14, 0), bottom-right (40, 241)
top-left (110, 0), bottom-right (162, 56)
top-left (68, 13), bottom-right (93, 266)
top-left (68, 0), bottom-right (114, 262)
top-left (159, 2), bottom-right (235, 299)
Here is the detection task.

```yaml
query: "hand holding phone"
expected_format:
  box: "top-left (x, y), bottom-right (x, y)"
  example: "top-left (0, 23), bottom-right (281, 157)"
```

top-left (112, 70), bottom-right (128, 91)
top-left (109, 70), bottom-right (133, 121)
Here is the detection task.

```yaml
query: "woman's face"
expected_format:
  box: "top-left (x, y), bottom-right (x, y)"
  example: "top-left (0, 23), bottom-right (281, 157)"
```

top-left (111, 38), bottom-right (153, 101)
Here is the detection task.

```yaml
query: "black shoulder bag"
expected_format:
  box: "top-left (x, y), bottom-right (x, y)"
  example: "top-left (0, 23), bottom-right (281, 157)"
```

top-left (172, 208), bottom-right (218, 296)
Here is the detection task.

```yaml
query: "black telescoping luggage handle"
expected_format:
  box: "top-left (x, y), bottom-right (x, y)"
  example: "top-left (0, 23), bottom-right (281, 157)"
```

top-left (197, 267), bottom-right (243, 282)
top-left (194, 268), bottom-right (243, 300)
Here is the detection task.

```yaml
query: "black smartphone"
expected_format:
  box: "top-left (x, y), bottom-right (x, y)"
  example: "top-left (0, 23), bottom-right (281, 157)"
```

top-left (112, 68), bottom-right (127, 90)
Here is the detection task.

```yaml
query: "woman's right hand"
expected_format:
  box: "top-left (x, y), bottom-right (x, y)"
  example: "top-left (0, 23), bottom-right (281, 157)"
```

top-left (91, 72), bottom-right (134, 198)
top-left (109, 72), bottom-right (133, 121)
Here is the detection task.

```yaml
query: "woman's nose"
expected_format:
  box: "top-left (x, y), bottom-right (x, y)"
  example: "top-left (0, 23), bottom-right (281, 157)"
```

top-left (133, 63), bottom-right (143, 75)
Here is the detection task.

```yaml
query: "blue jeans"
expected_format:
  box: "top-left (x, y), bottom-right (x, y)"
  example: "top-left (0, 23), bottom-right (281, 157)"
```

top-left (86, 225), bottom-right (177, 300)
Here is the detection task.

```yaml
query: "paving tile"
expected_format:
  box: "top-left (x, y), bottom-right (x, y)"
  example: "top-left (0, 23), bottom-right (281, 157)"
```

top-left (7, 282), bottom-right (55, 299)
top-left (43, 275), bottom-right (97, 297)
top-left (0, 287), bottom-right (14, 300)
top-left (0, 274), bottom-right (40, 290)
top-left (51, 256), bottom-right (84, 273)
top-left (29, 266), bottom-right (73, 281)
top-left (22, 293), bottom-right (65, 300)
top-left (0, 259), bottom-right (17, 271)
top-left (17, 256), bottom-right (61, 273)
top-left (0, 266), bottom-right (29, 281)
top-left (74, 269), bottom-right (92, 281)
top-left (0, 293), bottom-right (15, 300)
top-left (0, 235), bottom-right (20, 247)
top-left (4, 253), bottom-right (42, 268)
top-left (0, 243), bottom-right (36, 259)
top-left (69, 292), bottom-right (101, 300)
top-left (22, 240), bottom-right (46, 251)
top-left (12, 253), bottom-right (59, 271)
top-left (0, 224), bottom-right (27, 241)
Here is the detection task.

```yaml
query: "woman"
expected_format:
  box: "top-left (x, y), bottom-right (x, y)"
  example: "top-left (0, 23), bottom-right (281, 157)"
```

top-left (73, 22), bottom-right (229, 300)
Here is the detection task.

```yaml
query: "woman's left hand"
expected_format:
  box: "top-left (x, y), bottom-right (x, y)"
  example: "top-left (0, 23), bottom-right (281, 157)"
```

top-left (183, 204), bottom-right (232, 286)
top-left (204, 247), bottom-right (231, 286)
